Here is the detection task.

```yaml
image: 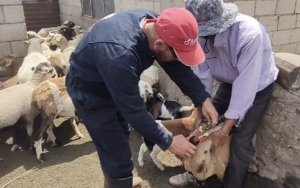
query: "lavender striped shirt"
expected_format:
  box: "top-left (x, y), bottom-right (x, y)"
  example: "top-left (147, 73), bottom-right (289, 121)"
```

top-left (196, 14), bottom-right (279, 126)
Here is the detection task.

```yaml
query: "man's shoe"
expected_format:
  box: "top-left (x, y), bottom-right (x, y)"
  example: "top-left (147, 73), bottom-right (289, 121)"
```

top-left (133, 177), bottom-right (142, 188)
top-left (169, 172), bottom-right (198, 187)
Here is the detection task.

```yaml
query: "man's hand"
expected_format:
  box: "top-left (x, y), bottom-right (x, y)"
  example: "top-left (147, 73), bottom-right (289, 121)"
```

top-left (210, 130), bottom-right (228, 148)
top-left (210, 119), bottom-right (236, 148)
top-left (201, 98), bottom-right (218, 126)
top-left (168, 135), bottom-right (197, 160)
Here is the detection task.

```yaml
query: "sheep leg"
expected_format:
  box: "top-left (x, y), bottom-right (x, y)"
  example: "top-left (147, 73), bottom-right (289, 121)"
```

top-left (150, 145), bottom-right (165, 171)
top-left (33, 113), bottom-right (55, 162)
top-left (34, 138), bottom-right (45, 163)
top-left (69, 117), bottom-right (84, 138)
top-left (138, 143), bottom-right (148, 167)
top-left (46, 123), bottom-right (57, 146)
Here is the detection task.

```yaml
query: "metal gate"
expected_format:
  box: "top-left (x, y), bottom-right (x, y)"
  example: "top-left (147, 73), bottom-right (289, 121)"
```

top-left (22, 0), bottom-right (61, 32)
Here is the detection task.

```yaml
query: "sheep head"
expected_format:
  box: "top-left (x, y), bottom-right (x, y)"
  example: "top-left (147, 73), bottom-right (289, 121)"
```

top-left (32, 62), bottom-right (57, 82)
top-left (0, 55), bottom-right (15, 67)
top-left (44, 50), bottom-right (69, 76)
top-left (49, 34), bottom-right (68, 51)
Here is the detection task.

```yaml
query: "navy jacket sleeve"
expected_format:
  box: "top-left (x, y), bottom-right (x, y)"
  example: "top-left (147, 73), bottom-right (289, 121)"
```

top-left (97, 51), bottom-right (173, 151)
top-left (158, 60), bottom-right (209, 107)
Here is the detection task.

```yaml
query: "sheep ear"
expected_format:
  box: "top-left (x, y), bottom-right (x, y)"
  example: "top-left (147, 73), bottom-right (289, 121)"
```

top-left (24, 40), bottom-right (30, 45)
top-left (45, 54), bottom-right (52, 59)
top-left (0, 56), bottom-right (15, 67)
top-left (40, 39), bottom-right (45, 43)
top-left (56, 35), bottom-right (62, 42)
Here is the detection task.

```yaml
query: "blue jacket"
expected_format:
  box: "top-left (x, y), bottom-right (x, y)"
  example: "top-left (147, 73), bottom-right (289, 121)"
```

top-left (66, 9), bottom-right (209, 151)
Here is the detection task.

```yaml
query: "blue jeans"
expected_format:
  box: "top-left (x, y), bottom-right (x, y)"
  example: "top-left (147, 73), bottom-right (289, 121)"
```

top-left (213, 83), bottom-right (274, 188)
top-left (66, 68), bottom-right (134, 188)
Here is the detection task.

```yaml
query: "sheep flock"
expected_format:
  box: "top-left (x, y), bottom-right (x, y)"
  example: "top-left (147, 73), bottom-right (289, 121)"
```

top-left (0, 20), bottom-right (230, 185)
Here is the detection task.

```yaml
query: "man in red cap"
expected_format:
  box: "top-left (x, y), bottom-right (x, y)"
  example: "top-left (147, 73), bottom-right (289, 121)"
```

top-left (65, 8), bottom-right (218, 188)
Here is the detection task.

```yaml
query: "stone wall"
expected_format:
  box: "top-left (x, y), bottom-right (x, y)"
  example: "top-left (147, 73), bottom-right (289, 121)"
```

top-left (0, 0), bottom-right (27, 60)
top-left (247, 53), bottom-right (300, 187)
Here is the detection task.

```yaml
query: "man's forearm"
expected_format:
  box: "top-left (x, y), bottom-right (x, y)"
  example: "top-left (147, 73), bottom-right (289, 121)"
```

top-left (220, 119), bottom-right (236, 135)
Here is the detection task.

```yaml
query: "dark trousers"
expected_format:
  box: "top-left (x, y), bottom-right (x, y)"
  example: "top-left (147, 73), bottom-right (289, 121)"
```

top-left (212, 83), bottom-right (274, 188)
top-left (66, 72), bottom-right (134, 188)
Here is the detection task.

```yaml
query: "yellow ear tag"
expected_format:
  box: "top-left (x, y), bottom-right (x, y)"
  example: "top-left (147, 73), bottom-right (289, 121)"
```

top-left (204, 133), bottom-right (209, 137)
top-left (199, 126), bottom-right (203, 132)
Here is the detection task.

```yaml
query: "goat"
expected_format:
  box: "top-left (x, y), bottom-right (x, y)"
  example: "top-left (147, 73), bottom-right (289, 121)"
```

top-left (146, 92), bottom-right (194, 120)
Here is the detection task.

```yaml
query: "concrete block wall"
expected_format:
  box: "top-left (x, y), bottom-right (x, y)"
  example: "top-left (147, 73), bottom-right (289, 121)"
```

top-left (59, 0), bottom-right (96, 30)
top-left (114, 0), bottom-right (300, 55)
top-left (224, 0), bottom-right (300, 55)
top-left (0, 0), bottom-right (27, 60)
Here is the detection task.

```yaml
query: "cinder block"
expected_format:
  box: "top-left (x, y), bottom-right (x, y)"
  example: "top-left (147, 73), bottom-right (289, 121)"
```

top-left (234, 1), bottom-right (256, 16)
top-left (278, 15), bottom-right (296, 30)
top-left (259, 16), bottom-right (278, 31)
top-left (154, 1), bottom-right (160, 13)
top-left (0, 42), bottom-right (12, 60)
top-left (291, 29), bottom-right (300, 43)
top-left (0, 0), bottom-right (21, 5)
top-left (267, 31), bottom-right (274, 41)
top-left (3, 5), bottom-right (25, 23)
top-left (114, 0), bottom-right (122, 12)
top-left (255, 1), bottom-right (277, 16)
top-left (0, 23), bottom-right (27, 43)
top-left (297, 15), bottom-right (300, 28)
top-left (276, 0), bottom-right (296, 14)
top-left (273, 43), bottom-right (297, 54)
top-left (160, 0), bottom-right (172, 12)
top-left (65, 5), bottom-right (72, 16)
top-left (172, 0), bottom-right (185, 8)
top-left (73, 0), bottom-right (82, 7)
top-left (136, 1), bottom-right (153, 10)
top-left (272, 30), bottom-right (292, 45)
top-left (10, 41), bottom-right (28, 58)
top-left (279, 43), bottom-right (297, 54)
top-left (67, 0), bottom-right (73, 6)
top-left (0, 7), bottom-right (4, 24)
top-left (296, 42), bottom-right (300, 54)
top-left (121, 0), bottom-right (136, 11)
top-left (71, 6), bottom-right (82, 18)
top-left (295, 0), bottom-right (300, 13)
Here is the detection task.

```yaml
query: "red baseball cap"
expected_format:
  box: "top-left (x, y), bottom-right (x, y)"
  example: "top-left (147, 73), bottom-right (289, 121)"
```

top-left (149, 8), bottom-right (205, 66)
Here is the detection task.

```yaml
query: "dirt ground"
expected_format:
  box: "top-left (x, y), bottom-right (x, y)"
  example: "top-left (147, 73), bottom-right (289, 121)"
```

top-left (0, 119), bottom-right (266, 188)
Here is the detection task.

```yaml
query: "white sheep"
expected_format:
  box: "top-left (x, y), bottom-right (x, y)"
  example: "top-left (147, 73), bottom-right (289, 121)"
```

top-left (0, 62), bottom-right (57, 152)
top-left (139, 80), bottom-right (153, 103)
top-left (43, 50), bottom-right (69, 76)
top-left (18, 38), bottom-right (57, 84)
top-left (62, 46), bottom-right (75, 63)
top-left (140, 65), bottom-right (159, 88)
top-left (37, 26), bottom-right (61, 38)
top-left (31, 76), bottom-right (84, 162)
top-left (49, 33), bottom-right (83, 52)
